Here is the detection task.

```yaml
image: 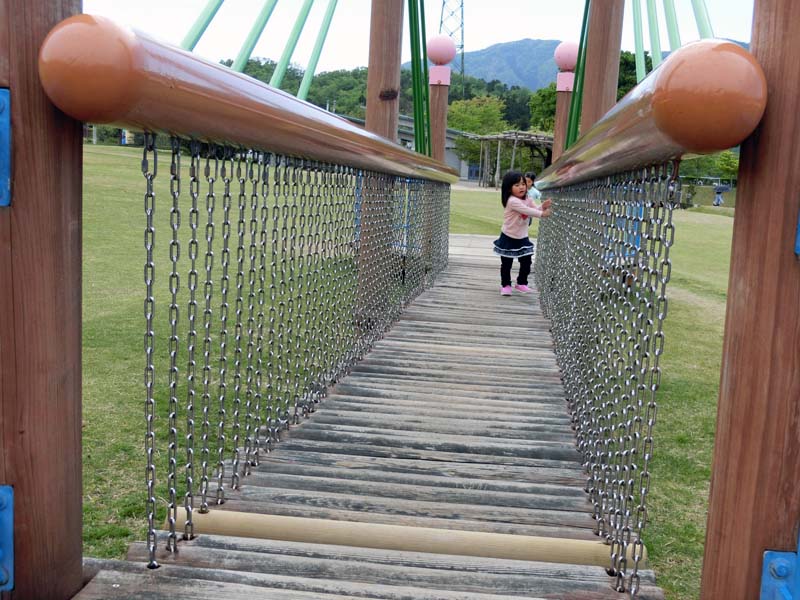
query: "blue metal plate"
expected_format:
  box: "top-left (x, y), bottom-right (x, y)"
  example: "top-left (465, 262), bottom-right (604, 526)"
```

top-left (0, 89), bottom-right (9, 207)
top-left (0, 486), bottom-right (13, 592)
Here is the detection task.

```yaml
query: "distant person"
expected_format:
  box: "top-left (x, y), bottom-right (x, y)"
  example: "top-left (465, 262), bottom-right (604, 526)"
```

top-left (524, 171), bottom-right (542, 206)
top-left (713, 184), bottom-right (727, 206)
top-left (493, 171), bottom-right (552, 296)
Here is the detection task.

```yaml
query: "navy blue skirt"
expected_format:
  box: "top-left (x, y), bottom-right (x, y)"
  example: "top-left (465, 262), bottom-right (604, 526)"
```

top-left (493, 232), bottom-right (534, 258)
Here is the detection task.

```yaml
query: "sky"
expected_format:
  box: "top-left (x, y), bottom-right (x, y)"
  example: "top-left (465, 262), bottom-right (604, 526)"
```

top-left (81, 0), bottom-right (755, 75)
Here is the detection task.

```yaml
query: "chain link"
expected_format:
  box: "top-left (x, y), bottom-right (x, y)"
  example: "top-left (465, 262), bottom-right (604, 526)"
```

top-left (142, 132), bottom-right (158, 568)
top-left (141, 139), bottom-right (450, 561)
top-left (535, 162), bottom-right (679, 597)
top-left (166, 137), bottom-right (181, 552)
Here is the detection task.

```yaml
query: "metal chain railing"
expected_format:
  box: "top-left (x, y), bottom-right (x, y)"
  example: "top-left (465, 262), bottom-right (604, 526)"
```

top-left (534, 162), bottom-right (678, 596)
top-left (142, 136), bottom-right (450, 567)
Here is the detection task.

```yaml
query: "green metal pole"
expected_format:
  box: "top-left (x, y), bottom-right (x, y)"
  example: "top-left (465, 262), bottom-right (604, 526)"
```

top-left (691, 0), bottom-right (715, 38)
top-left (270, 0), bottom-right (314, 88)
top-left (180, 0), bottom-right (225, 51)
top-left (662, 0), bottom-right (682, 51)
top-left (231, 0), bottom-right (278, 72)
top-left (419, 0), bottom-right (431, 156)
top-left (297, 0), bottom-right (338, 100)
top-left (646, 0), bottom-right (663, 68)
top-left (565, 0), bottom-right (590, 149)
top-left (409, 0), bottom-right (423, 153)
top-left (632, 0), bottom-right (647, 82)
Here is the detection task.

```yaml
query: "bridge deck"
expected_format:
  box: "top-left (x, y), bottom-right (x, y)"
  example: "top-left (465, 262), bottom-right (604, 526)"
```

top-left (75, 238), bottom-right (665, 599)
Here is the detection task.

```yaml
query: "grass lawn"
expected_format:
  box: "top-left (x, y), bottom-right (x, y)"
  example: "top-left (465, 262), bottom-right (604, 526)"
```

top-left (82, 148), bottom-right (727, 599)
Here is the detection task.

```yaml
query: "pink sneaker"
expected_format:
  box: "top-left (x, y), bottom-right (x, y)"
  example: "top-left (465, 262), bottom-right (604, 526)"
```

top-left (514, 284), bottom-right (533, 293)
top-left (500, 285), bottom-right (513, 296)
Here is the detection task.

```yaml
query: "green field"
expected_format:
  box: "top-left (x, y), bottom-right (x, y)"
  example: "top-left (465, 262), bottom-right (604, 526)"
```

top-left (83, 146), bottom-right (727, 599)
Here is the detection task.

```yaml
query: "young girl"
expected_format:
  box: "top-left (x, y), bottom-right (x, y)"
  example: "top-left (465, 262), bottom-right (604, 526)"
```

top-left (492, 170), bottom-right (552, 296)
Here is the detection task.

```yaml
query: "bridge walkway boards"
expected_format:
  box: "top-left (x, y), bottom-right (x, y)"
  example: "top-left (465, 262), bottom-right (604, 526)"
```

top-left (75, 244), bottom-right (665, 599)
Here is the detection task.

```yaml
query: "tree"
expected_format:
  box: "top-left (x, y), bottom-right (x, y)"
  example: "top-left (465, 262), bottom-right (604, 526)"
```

top-left (716, 150), bottom-right (739, 182)
top-left (447, 96), bottom-right (509, 168)
top-left (617, 50), bottom-right (653, 99)
top-left (503, 86), bottom-right (533, 130)
top-left (529, 83), bottom-right (557, 132)
top-left (447, 95), bottom-right (508, 134)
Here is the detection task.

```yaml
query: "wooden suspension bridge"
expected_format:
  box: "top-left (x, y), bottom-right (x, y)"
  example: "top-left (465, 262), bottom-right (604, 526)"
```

top-left (75, 238), bottom-right (665, 599)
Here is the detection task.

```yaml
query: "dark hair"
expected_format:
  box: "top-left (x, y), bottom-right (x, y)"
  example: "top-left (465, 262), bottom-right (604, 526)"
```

top-left (501, 170), bottom-right (525, 207)
top-left (524, 171), bottom-right (537, 181)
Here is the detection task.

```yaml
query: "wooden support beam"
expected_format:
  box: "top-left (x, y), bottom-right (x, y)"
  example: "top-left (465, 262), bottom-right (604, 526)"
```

top-left (553, 92), bottom-right (571, 163)
top-left (700, 0), bottom-right (800, 597)
top-left (365, 0), bottom-right (403, 141)
top-left (579, 0), bottom-right (624, 133)
top-left (429, 80), bottom-right (449, 164)
top-left (0, 1), bottom-right (83, 598)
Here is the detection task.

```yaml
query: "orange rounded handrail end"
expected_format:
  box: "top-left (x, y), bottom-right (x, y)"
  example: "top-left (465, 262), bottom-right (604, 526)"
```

top-left (652, 40), bottom-right (767, 153)
top-left (38, 14), bottom-right (138, 123)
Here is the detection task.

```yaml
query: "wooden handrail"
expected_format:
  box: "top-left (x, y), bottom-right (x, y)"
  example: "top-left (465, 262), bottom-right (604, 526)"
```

top-left (38, 14), bottom-right (458, 184)
top-left (537, 39), bottom-right (767, 190)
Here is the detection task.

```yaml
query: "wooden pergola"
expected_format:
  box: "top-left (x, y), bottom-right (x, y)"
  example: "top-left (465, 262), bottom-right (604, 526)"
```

top-left (463, 130), bottom-right (554, 187)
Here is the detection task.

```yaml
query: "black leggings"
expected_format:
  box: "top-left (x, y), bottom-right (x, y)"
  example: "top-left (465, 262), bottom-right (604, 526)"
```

top-left (500, 255), bottom-right (532, 287)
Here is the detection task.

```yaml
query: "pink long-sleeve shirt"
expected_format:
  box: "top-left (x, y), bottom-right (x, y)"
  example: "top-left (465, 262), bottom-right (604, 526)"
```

top-left (501, 197), bottom-right (545, 239)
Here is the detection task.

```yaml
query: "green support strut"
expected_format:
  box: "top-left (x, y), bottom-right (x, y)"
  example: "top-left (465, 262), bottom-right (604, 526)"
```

top-left (297, 0), bottom-right (338, 100)
top-left (662, 0), bottom-right (682, 51)
top-left (181, 0), bottom-right (225, 51)
top-left (232, 0), bottom-right (279, 72)
top-left (646, 0), bottom-right (663, 68)
top-left (270, 0), bottom-right (315, 89)
top-left (565, 0), bottom-right (590, 149)
top-left (632, 0), bottom-right (647, 82)
top-left (691, 0), bottom-right (715, 38)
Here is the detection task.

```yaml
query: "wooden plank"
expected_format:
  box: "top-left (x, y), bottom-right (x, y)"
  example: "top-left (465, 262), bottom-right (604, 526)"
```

top-left (75, 569), bottom-right (361, 600)
top-left (699, 0), bottom-right (800, 597)
top-left (303, 413), bottom-right (576, 441)
top-left (216, 486), bottom-right (594, 530)
top-left (230, 472), bottom-right (590, 512)
top-left (339, 373), bottom-right (565, 395)
top-left (123, 543), bottom-right (665, 599)
top-left (81, 562), bottom-right (656, 600)
top-left (241, 456), bottom-right (586, 493)
top-left (254, 451), bottom-right (588, 486)
top-left (317, 402), bottom-right (571, 425)
top-left (216, 499), bottom-right (596, 540)
top-left (331, 381), bottom-right (566, 404)
top-left (277, 438), bottom-right (583, 470)
top-left (285, 428), bottom-right (581, 461)
top-left (294, 420), bottom-right (576, 445)
top-left (0, 2), bottom-right (83, 598)
top-left (132, 534), bottom-right (660, 584)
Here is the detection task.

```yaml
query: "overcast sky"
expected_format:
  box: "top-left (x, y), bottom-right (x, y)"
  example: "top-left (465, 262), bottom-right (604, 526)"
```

top-left (82, 0), bottom-right (755, 74)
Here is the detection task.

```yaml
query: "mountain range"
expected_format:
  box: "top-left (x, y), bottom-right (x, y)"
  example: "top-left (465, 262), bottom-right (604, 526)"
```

top-left (403, 38), bottom-right (749, 92)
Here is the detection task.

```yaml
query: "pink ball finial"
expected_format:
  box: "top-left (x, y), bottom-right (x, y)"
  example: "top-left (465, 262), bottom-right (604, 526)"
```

top-left (427, 35), bottom-right (457, 66)
top-left (554, 41), bottom-right (579, 72)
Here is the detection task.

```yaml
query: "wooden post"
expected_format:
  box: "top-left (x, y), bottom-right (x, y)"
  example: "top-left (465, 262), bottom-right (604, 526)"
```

top-left (509, 135), bottom-right (518, 171)
top-left (579, 0), bottom-right (624, 133)
top-left (427, 35), bottom-right (455, 164)
top-left (699, 1), bottom-right (800, 597)
top-left (365, 0), bottom-right (403, 141)
top-left (494, 140), bottom-right (502, 187)
top-left (0, 1), bottom-right (83, 599)
top-left (552, 42), bottom-right (577, 162)
top-left (478, 140), bottom-right (484, 186)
